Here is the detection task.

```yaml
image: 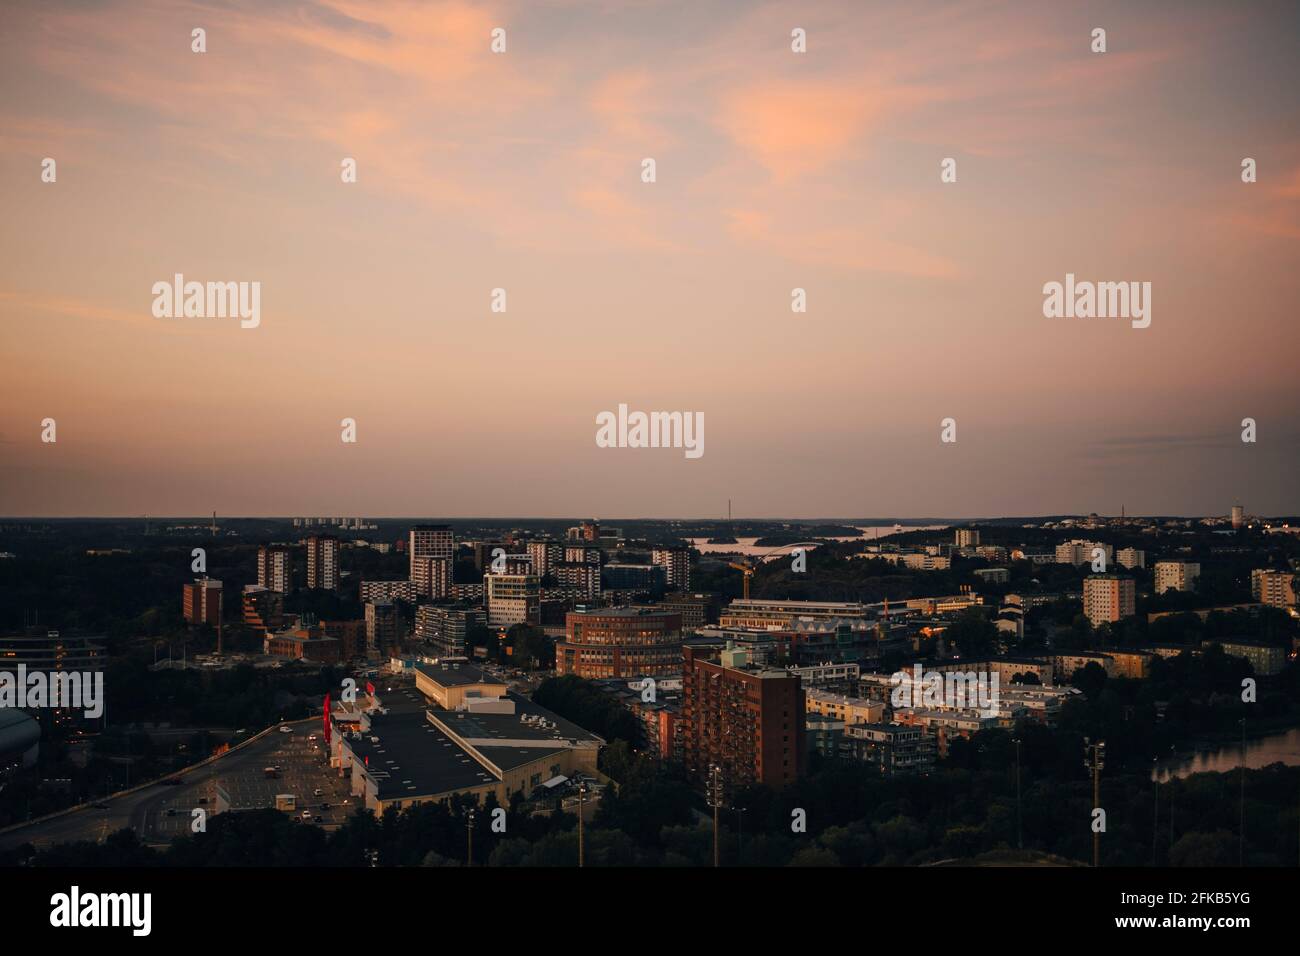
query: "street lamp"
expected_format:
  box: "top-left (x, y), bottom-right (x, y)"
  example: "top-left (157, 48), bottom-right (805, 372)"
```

top-left (1012, 737), bottom-right (1022, 850)
top-left (466, 808), bottom-right (475, 867)
top-left (733, 806), bottom-right (747, 862)
top-left (577, 782), bottom-right (589, 868)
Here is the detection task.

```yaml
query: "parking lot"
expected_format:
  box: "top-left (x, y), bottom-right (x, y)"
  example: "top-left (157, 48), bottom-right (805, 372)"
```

top-left (139, 725), bottom-right (356, 843)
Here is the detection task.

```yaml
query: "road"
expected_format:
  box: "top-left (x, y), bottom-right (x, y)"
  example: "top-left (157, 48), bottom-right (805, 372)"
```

top-left (0, 717), bottom-right (355, 852)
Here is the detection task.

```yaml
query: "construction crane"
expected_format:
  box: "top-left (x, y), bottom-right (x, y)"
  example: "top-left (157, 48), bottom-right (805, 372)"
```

top-left (727, 542), bottom-right (822, 600)
top-left (728, 561), bottom-right (755, 600)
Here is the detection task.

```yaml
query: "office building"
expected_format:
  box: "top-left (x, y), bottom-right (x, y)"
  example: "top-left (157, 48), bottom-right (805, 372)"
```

top-left (414, 605), bottom-right (484, 658)
top-left (264, 623), bottom-right (341, 664)
top-left (557, 607), bottom-right (684, 678)
top-left (486, 572), bottom-right (540, 627)
top-left (720, 598), bottom-right (871, 629)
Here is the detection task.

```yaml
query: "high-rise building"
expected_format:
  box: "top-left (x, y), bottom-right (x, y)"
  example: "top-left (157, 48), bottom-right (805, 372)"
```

top-left (365, 599), bottom-right (399, 657)
top-left (409, 525), bottom-right (454, 595)
top-left (557, 607), bottom-right (684, 678)
top-left (1154, 560), bottom-right (1200, 594)
top-left (257, 544), bottom-right (293, 594)
top-left (651, 547), bottom-right (692, 590)
top-left (485, 573), bottom-right (540, 627)
top-left (681, 642), bottom-right (805, 792)
top-left (1251, 569), bottom-right (1298, 608)
top-left (553, 561), bottom-right (601, 599)
top-left (954, 528), bottom-right (981, 548)
top-left (412, 556), bottom-right (453, 600)
top-left (415, 605), bottom-right (485, 658)
top-left (1231, 505), bottom-right (1245, 529)
top-left (527, 540), bottom-right (564, 578)
top-left (306, 534), bottom-right (339, 590)
top-left (1083, 575), bottom-right (1136, 627)
top-left (565, 544), bottom-right (603, 566)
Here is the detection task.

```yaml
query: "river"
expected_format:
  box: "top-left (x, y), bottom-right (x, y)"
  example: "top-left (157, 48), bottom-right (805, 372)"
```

top-left (686, 525), bottom-right (949, 557)
top-left (1152, 727), bottom-right (1300, 782)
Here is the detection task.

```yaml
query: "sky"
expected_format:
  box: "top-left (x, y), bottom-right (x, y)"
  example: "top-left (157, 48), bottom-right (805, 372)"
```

top-left (1, 0), bottom-right (1298, 519)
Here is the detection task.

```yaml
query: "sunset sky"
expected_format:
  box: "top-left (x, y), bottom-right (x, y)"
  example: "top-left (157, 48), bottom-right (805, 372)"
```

top-left (2, 0), bottom-right (1297, 518)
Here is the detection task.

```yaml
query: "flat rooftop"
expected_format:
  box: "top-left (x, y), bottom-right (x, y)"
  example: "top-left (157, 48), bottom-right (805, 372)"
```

top-left (413, 660), bottom-right (502, 687)
top-left (345, 710), bottom-right (497, 800)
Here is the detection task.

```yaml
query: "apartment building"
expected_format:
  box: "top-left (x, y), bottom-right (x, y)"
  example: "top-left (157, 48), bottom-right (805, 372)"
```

top-left (1154, 560), bottom-right (1200, 594)
top-left (680, 642), bottom-right (804, 792)
top-left (257, 544), bottom-right (293, 594)
top-left (1251, 569), bottom-right (1298, 608)
top-left (306, 534), bottom-right (339, 590)
top-left (1083, 574), bottom-right (1136, 627)
top-left (409, 525), bottom-right (454, 596)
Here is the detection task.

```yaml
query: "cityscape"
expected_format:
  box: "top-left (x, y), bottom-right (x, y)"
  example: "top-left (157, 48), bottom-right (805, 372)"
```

top-left (1, 512), bottom-right (1298, 875)
top-left (2, 0), bottom-right (1297, 937)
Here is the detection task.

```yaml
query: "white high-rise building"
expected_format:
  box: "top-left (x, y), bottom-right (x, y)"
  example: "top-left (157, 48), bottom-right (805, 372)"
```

top-left (307, 534), bottom-right (339, 590)
top-left (257, 545), bottom-right (293, 594)
top-left (652, 547), bottom-right (691, 590)
top-left (413, 556), bottom-right (453, 600)
top-left (1231, 505), bottom-right (1244, 529)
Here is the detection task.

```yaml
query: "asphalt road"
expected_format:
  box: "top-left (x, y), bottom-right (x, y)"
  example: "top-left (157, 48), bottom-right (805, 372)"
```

top-left (0, 718), bottom-right (357, 852)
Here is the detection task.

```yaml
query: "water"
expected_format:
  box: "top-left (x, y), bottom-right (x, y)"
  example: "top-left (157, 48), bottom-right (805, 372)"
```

top-left (1152, 727), bottom-right (1300, 782)
top-left (686, 525), bottom-right (949, 557)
